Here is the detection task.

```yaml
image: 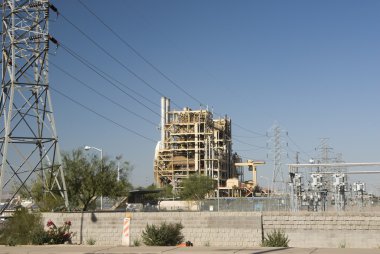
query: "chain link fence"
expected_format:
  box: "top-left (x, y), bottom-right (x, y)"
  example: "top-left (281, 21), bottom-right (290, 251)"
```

top-left (155, 196), bottom-right (380, 212)
top-left (200, 197), bottom-right (291, 212)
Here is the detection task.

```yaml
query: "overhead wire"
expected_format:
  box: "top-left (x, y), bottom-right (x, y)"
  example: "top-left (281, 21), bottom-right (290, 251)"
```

top-left (231, 121), bottom-right (266, 137)
top-left (20, 67), bottom-right (157, 141)
top-left (50, 86), bottom-right (157, 143)
top-left (59, 2), bottom-right (267, 151)
top-left (77, 0), bottom-right (204, 108)
top-left (287, 133), bottom-right (313, 160)
top-left (50, 61), bottom-right (158, 127)
top-left (59, 43), bottom-right (160, 117)
top-left (59, 12), bottom-right (182, 109)
top-left (75, 1), bottom-right (267, 139)
top-left (234, 148), bottom-right (267, 152)
top-left (286, 145), bottom-right (307, 163)
top-left (48, 47), bottom-right (159, 109)
top-left (55, 46), bottom-right (160, 108)
top-left (233, 134), bottom-right (267, 139)
top-left (233, 137), bottom-right (266, 150)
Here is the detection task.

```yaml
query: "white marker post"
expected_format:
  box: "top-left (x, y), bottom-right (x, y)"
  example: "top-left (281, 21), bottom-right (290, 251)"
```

top-left (122, 217), bottom-right (130, 246)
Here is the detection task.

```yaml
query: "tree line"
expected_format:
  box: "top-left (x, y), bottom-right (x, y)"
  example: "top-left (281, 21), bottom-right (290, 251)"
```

top-left (20, 147), bottom-right (215, 211)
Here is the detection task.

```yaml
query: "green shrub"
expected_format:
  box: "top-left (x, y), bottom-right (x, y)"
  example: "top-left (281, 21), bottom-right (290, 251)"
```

top-left (0, 207), bottom-right (44, 245)
top-left (133, 238), bottom-right (141, 246)
top-left (0, 207), bottom-right (73, 245)
top-left (262, 229), bottom-right (289, 247)
top-left (141, 222), bottom-right (184, 246)
top-left (31, 227), bottom-right (49, 245)
top-left (6, 238), bottom-right (17, 246)
top-left (86, 238), bottom-right (96, 245)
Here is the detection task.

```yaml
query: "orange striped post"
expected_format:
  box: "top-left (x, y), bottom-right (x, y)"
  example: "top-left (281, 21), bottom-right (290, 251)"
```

top-left (122, 217), bottom-right (130, 246)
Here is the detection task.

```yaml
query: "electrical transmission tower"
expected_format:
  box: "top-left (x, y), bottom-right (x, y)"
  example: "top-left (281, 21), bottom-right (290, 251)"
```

top-left (268, 123), bottom-right (286, 194)
top-left (315, 138), bottom-right (334, 170)
top-left (0, 0), bottom-right (68, 213)
top-left (315, 138), bottom-right (335, 191)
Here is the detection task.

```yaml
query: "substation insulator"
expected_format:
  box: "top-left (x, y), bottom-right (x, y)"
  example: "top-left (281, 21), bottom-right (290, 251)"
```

top-left (29, 34), bottom-right (43, 41)
top-left (28, 2), bottom-right (44, 8)
top-left (49, 3), bottom-right (58, 14)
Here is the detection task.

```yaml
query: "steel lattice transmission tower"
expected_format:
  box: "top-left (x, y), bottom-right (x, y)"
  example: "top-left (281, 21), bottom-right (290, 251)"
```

top-left (268, 123), bottom-right (286, 194)
top-left (0, 0), bottom-right (68, 213)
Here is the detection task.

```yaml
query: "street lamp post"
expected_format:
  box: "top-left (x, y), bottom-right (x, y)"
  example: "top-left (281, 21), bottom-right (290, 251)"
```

top-left (84, 145), bottom-right (103, 210)
top-left (116, 155), bottom-right (122, 182)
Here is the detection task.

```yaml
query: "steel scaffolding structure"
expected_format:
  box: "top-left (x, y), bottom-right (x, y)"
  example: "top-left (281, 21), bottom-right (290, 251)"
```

top-left (154, 97), bottom-right (239, 194)
top-left (0, 0), bottom-right (68, 213)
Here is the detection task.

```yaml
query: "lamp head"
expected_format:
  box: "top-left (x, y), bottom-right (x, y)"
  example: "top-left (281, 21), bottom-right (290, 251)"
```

top-left (84, 146), bottom-right (91, 151)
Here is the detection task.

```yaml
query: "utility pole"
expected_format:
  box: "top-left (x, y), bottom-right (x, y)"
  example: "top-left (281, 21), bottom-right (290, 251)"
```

top-left (0, 0), bottom-right (68, 213)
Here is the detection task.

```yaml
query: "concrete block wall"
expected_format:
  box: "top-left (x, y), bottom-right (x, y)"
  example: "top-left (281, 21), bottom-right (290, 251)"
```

top-left (42, 212), bottom-right (262, 247)
top-left (130, 212), bottom-right (262, 247)
top-left (262, 212), bottom-right (380, 248)
top-left (41, 211), bottom-right (380, 248)
top-left (42, 212), bottom-right (125, 246)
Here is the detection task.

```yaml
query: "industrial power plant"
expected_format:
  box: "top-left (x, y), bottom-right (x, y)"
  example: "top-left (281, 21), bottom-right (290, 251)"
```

top-left (154, 97), bottom-right (242, 195)
top-left (0, 0), bottom-right (379, 215)
top-left (152, 97), bottom-right (380, 212)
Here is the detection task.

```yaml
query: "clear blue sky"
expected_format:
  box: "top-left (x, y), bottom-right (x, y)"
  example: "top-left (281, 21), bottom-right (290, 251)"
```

top-left (49, 0), bottom-right (380, 192)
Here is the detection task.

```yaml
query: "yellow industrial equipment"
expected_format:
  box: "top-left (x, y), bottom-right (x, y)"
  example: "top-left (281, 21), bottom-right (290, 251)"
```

top-left (235, 160), bottom-right (265, 187)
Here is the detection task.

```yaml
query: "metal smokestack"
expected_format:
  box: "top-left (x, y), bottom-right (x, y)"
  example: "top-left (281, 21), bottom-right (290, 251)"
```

top-left (161, 97), bottom-right (166, 148)
top-left (165, 98), bottom-right (170, 123)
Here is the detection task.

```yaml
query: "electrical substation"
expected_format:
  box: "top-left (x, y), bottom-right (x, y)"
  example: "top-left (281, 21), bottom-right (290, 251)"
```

top-left (289, 162), bottom-right (380, 212)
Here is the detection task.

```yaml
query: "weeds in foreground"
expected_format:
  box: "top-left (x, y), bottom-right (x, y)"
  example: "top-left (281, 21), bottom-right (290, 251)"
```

top-left (133, 238), bottom-right (141, 246)
top-left (261, 229), bottom-right (289, 247)
top-left (86, 238), bottom-right (96, 245)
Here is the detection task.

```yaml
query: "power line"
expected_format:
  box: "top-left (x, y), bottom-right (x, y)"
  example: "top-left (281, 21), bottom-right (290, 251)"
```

top-left (22, 67), bottom-right (157, 144)
top-left (286, 146), bottom-right (308, 163)
top-left (59, 12), bottom-right (183, 109)
top-left (233, 137), bottom-right (266, 150)
top-left (77, 0), bottom-right (204, 107)
top-left (75, 2), bottom-right (267, 139)
top-left (50, 86), bottom-right (157, 143)
top-left (59, 4), bottom-right (267, 149)
top-left (287, 134), bottom-right (313, 159)
top-left (50, 61), bottom-right (158, 127)
top-left (233, 134), bottom-right (267, 139)
top-left (211, 110), bottom-right (266, 137)
top-left (53, 46), bottom-right (160, 108)
top-left (235, 148), bottom-right (267, 152)
top-left (59, 43), bottom-right (160, 117)
top-left (232, 121), bottom-right (266, 137)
